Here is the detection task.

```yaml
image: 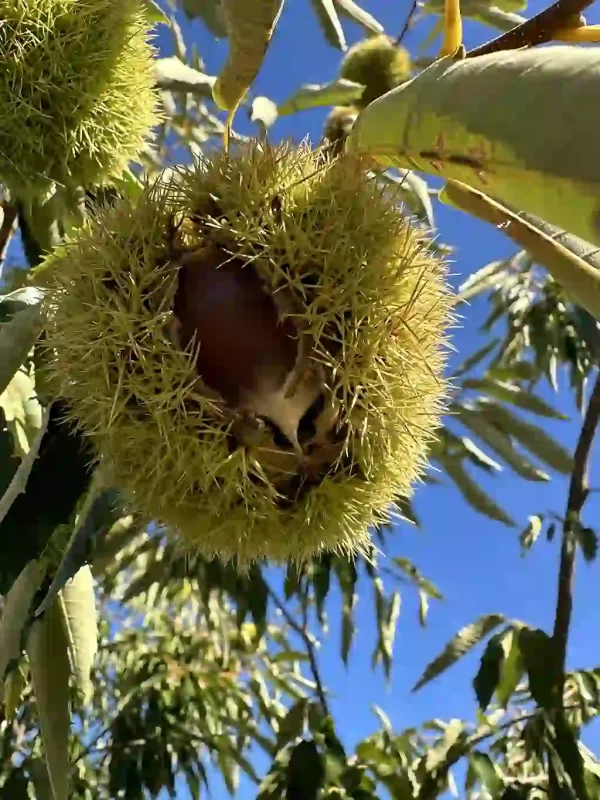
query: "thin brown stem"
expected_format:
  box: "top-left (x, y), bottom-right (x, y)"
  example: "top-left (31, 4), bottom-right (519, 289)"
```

top-left (395, 0), bottom-right (421, 45)
top-left (551, 371), bottom-right (600, 694)
top-left (466, 0), bottom-right (594, 57)
top-left (266, 585), bottom-right (330, 717)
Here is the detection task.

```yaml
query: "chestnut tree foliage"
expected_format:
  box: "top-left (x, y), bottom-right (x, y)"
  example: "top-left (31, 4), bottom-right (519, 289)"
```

top-left (1, 0), bottom-right (600, 798)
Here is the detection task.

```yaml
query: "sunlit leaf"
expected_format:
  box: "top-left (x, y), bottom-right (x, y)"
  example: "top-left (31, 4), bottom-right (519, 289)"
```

top-left (457, 406), bottom-right (550, 481)
top-left (496, 628), bottom-right (525, 708)
top-left (470, 751), bottom-right (503, 794)
top-left (440, 457), bottom-right (516, 527)
top-left (0, 559), bottom-right (46, 682)
top-left (334, 0), bottom-right (384, 34)
top-left (278, 78), bottom-right (364, 115)
top-left (142, 0), bottom-right (169, 24)
top-left (155, 57), bottom-right (216, 96)
top-left (0, 303), bottom-right (42, 398)
top-left (347, 47), bottom-right (600, 246)
top-left (463, 378), bottom-right (567, 419)
top-left (59, 566), bottom-right (98, 704)
top-left (413, 613), bottom-right (505, 692)
top-left (26, 599), bottom-right (71, 800)
top-left (481, 402), bottom-right (573, 474)
top-left (392, 557), bottom-right (443, 600)
top-left (520, 515), bottom-right (544, 555)
top-left (309, 0), bottom-right (346, 50)
top-left (213, 0), bottom-right (285, 112)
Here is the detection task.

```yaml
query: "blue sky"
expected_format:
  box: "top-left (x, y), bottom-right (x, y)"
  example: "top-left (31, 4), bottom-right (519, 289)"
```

top-left (8, 0), bottom-right (600, 796)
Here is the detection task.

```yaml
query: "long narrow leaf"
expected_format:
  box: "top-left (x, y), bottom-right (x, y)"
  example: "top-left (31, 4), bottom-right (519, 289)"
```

top-left (413, 614), bottom-right (505, 692)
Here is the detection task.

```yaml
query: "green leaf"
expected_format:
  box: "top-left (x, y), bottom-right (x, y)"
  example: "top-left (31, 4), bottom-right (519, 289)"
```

top-left (463, 378), bottom-right (567, 419)
top-left (473, 632), bottom-right (505, 711)
top-left (142, 0), bottom-right (169, 23)
top-left (0, 559), bottom-right (46, 683)
top-left (496, 629), bottom-right (525, 708)
top-left (472, 5), bottom-right (526, 31)
top-left (3, 663), bottom-right (27, 720)
top-left (461, 436), bottom-right (502, 473)
top-left (392, 557), bottom-right (444, 600)
top-left (470, 752), bottom-right (503, 794)
top-left (453, 339), bottom-right (500, 377)
top-left (278, 78), bottom-right (364, 115)
top-left (457, 261), bottom-right (509, 303)
top-left (334, 0), bottom-right (384, 34)
top-left (26, 599), bottom-right (71, 800)
top-left (276, 699), bottom-right (308, 748)
top-left (413, 613), bottom-right (505, 692)
top-left (0, 303), bottom-right (42, 398)
top-left (384, 170), bottom-right (435, 229)
top-left (272, 650), bottom-right (309, 663)
top-left (286, 740), bottom-right (325, 800)
top-left (481, 402), bottom-right (573, 474)
top-left (518, 627), bottom-right (555, 709)
top-left (309, 0), bottom-right (346, 50)
top-left (0, 368), bottom-right (43, 459)
top-left (576, 526), bottom-right (598, 563)
top-left (440, 457), bottom-right (516, 527)
top-left (457, 406), bottom-right (550, 481)
top-left (520, 515), bottom-right (544, 555)
top-left (154, 57), bottom-right (216, 96)
top-left (213, 0), bottom-right (285, 112)
top-left (59, 566), bottom-right (97, 704)
top-left (180, 0), bottom-right (228, 35)
top-left (347, 47), bottom-right (600, 247)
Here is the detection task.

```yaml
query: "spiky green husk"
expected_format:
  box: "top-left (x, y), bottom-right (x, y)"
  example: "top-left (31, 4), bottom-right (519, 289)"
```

top-left (340, 35), bottom-right (412, 108)
top-left (0, 0), bottom-right (159, 195)
top-left (44, 143), bottom-right (452, 564)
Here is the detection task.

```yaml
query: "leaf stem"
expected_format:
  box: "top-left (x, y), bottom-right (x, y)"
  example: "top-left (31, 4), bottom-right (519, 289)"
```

top-left (466, 0), bottom-right (594, 57)
top-left (266, 585), bottom-right (330, 717)
top-left (551, 370), bottom-right (600, 694)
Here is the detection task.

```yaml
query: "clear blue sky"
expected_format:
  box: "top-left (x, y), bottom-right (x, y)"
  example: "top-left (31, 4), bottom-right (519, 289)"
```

top-left (8, 1), bottom-right (600, 796)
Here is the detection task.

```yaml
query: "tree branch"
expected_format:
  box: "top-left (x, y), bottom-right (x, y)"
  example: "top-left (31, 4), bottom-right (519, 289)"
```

top-left (466, 0), bottom-right (594, 58)
top-left (266, 585), bottom-right (330, 717)
top-left (551, 371), bottom-right (600, 694)
top-left (395, 0), bottom-right (421, 45)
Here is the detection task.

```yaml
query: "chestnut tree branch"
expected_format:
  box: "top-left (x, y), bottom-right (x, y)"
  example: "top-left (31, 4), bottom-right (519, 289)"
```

top-left (551, 370), bottom-right (600, 694)
top-left (266, 585), bottom-right (330, 717)
top-left (466, 0), bottom-right (594, 57)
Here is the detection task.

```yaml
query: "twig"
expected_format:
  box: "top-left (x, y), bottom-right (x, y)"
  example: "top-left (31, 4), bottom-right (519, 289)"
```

top-left (266, 585), bottom-right (330, 717)
top-left (395, 0), bottom-right (421, 45)
top-left (0, 203), bottom-right (18, 277)
top-left (466, 0), bottom-right (594, 58)
top-left (551, 371), bottom-right (600, 693)
top-left (0, 405), bottom-right (51, 527)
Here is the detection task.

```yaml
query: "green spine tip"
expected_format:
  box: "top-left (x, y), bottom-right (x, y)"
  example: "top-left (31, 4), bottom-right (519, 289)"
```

top-left (43, 143), bottom-right (453, 565)
top-left (340, 35), bottom-right (412, 108)
top-left (0, 0), bottom-right (161, 195)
